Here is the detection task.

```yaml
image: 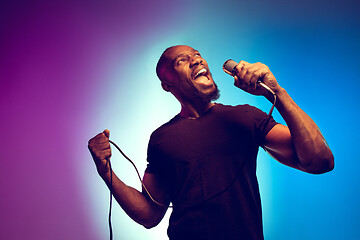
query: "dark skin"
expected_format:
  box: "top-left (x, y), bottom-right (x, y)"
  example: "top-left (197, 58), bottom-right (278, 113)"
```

top-left (88, 45), bottom-right (334, 229)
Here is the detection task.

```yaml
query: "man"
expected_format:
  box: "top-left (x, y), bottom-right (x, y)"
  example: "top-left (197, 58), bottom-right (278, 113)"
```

top-left (88, 45), bottom-right (334, 240)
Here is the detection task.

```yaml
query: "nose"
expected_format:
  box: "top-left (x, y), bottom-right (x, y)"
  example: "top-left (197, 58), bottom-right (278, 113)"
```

top-left (190, 56), bottom-right (202, 68)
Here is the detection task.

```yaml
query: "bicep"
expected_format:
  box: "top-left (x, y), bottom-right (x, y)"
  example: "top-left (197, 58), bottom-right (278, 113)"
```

top-left (263, 124), bottom-right (302, 170)
top-left (141, 172), bottom-right (170, 225)
top-left (142, 172), bottom-right (171, 206)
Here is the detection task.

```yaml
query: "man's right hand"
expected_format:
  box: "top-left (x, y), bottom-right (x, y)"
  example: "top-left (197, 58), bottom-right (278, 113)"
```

top-left (88, 129), bottom-right (112, 177)
top-left (88, 129), bottom-right (170, 228)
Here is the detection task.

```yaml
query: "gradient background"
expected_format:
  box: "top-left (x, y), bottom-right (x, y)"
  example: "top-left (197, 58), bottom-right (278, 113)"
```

top-left (1, 0), bottom-right (359, 239)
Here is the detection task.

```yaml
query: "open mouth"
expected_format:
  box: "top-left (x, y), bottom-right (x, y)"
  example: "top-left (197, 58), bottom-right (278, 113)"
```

top-left (192, 67), bottom-right (213, 88)
top-left (194, 68), bottom-right (208, 79)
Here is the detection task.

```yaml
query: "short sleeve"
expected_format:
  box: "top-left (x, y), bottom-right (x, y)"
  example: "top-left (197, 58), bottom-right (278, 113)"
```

top-left (255, 112), bottom-right (278, 146)
top-left (242, 105), bottom-right (278, 147)
top-left (145, 133), bottom-right (160, 174)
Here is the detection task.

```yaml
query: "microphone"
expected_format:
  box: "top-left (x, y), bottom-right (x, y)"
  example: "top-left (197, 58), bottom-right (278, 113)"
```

top-left (223, 59), bottom-right (276, 115)
top-left (223, 59), bottom-right (275, 94)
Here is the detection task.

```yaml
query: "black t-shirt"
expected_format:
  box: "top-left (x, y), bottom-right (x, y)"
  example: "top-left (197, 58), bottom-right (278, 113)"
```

top-left (146, 103), bottom-right (278, 240)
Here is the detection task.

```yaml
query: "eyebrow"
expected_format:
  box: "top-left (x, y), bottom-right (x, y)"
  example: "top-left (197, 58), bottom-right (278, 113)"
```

top-left (173, 50), bottom-right (200, 63)
top-left (175, 53), bottom-right (188, 59)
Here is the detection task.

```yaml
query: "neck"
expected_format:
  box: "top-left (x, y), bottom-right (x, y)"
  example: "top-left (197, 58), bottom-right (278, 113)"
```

top-left (179, 100), bottom-right (215, 119)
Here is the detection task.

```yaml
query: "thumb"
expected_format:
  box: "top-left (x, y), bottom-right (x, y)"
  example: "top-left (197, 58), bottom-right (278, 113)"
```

top-left (103, 129), bottom-right (110, 138)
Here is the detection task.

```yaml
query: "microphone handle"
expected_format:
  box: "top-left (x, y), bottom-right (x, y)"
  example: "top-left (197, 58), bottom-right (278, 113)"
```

top-left (223, 59), bottom-right (275, 96)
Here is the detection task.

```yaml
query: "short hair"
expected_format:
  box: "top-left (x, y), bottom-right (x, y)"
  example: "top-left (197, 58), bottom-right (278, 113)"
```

top-left (156, 46), bottom-right (174, 83)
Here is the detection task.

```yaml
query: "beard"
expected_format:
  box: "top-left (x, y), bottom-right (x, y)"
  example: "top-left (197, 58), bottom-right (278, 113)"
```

top-left (189, 81), bottom-right (220, 103)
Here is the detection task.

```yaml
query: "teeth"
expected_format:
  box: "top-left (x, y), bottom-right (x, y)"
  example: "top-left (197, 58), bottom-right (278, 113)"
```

top-left (195, 68), bottom-right (207, 78)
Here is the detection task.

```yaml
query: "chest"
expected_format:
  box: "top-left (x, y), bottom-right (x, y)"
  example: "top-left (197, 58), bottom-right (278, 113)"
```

top-left (158, 115), bottom-right (258, 163)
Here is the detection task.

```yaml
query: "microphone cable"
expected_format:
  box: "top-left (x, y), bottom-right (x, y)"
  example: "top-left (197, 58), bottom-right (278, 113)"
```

top-left (106, 154), bottom-right (113, 240)
top-left (105, 140), bottom-right (172, 239)
top-left (104, 95), bottom-right (276, 240)
top-left (258, 81), bottom-right (276, 116)
top-left (109, 140), bottom-right (171, 208)
top-left (104, 59), bottom-right (277, 239)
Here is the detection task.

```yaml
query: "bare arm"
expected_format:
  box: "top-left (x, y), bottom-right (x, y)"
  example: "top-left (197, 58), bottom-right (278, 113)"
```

top-left (233, 61), bottom-right (334, 174)
top-left (263, 89), bottom-right (334, 174)
top-left (101, 170), bottom-right (169, 228)
top-left (88, 130), bottom-right (169, 228)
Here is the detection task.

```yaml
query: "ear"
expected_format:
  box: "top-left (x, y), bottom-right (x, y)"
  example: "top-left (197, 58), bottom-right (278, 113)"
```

top-left (161, 82), bottom-right (172, 92)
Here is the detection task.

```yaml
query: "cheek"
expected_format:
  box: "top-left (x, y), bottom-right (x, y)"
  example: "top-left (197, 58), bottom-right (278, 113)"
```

top-left (180, 70), bottom-right (193, 85)
top-left (181, 67), bottom-right (191, 80)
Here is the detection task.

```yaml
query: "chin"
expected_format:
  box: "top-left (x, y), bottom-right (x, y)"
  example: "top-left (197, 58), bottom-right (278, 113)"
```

top-left (201, 85), bottom-right (220, 102)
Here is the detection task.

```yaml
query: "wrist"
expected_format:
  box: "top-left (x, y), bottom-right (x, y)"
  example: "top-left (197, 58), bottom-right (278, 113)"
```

top-left (273, 87), bottom-right (287, 100)
top-left (265, 86), bottom-right (285, 103)
top-left (272, 87), bottom-right (298, 114)
top-left (97, 163), bottom-right (112, 181)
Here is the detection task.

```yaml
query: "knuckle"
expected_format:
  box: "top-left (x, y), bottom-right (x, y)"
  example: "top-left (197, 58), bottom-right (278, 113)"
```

top-left (107, 150), bottom-right (112, 158)
top-left (235, 64), bottom-right (242, 72)
top-left (95, 149), bottom-right (110, 160)
top-left (88, 141), bottom-right (95, 150)
top-left (88, 136), bottom-right (95, 145)
top-left (93, 151), bottom-right (101, 160)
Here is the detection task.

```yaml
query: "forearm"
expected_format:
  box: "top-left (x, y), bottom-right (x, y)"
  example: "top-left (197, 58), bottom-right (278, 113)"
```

top-left (88, 130), bottom-right (166, 227)
top-left (101, 170), bottom-right (163, 228)
top-left (269, 88), bottom-right (334, 173)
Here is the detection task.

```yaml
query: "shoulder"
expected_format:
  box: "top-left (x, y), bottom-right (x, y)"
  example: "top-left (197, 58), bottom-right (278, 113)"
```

top-left (149, 115), bottom-right (182, 143)
top-left (214, 102), bottom-right (261, 110)
top-left (213, 103), bottom-right (267, 116)
top-left (214, 102), bottom-right (278, 134)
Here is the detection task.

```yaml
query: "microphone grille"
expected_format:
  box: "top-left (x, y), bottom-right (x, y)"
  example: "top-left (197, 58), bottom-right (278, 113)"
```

top-left (223, 59), bottom-right (238, 76)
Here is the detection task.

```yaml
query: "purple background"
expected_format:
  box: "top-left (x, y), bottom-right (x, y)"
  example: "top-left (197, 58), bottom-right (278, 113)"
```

top-left (1, 0), bottom-right (360, 239)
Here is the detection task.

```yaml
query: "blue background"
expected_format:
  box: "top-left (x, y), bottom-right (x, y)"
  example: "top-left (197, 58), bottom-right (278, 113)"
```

top-left (1, 0), bottom-right (359, 239)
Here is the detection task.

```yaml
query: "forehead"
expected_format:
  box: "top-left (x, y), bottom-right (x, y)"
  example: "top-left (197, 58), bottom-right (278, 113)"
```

top-left (165, 45), bottom-right (198, 61)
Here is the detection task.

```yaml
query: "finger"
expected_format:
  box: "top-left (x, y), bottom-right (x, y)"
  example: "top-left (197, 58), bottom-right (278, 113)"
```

top-left (234, 60), bottom-right (248, 79)
top-left (238, 60), bottom-right (249, 67)
top-left (250, 68), bottom-right (263, 89)
top-left (88, 136), bottom-right (110, 150)
top-left (254, 66), bottom-right (270, 82)
top-left (233, 75), bottom-right (241, 88)
top-left (92, 148), bottom-right (112, 161)
top-left (101, 148), bottom-right (112, 159)
top-left (88, 137), bottom-right (106, 148)
top-left (240, 66), bottom-right (262, 90)
top-left (95, 141), bottom-right (111, 151)
top-left (91, 132), bottom-right (109, 143)
top-left (242, 70), bottom-right (254, 87)
top-left (234, 76), bottom-right (248, 90)
top-left (103, 129), bottom-right (110, 138)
